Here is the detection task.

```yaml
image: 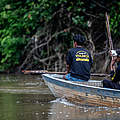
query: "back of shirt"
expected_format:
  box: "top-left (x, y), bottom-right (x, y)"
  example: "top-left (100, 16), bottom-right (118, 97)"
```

top-left (66, 47), bottom-right (93, 80)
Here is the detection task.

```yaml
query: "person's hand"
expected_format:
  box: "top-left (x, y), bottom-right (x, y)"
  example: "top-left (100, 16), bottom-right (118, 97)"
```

top-left (64, 71), bottom-right (68, 74)
top-left (112, 56), bottom-right (117, 61)
top-left (109, 50), bottom-right (112, 57)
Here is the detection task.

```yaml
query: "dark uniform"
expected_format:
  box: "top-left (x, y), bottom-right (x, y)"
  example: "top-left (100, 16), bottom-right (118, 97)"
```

top-left (103, 63), bottom-right (120, 89)
top-left (66, 47), bottom-right (93, 81)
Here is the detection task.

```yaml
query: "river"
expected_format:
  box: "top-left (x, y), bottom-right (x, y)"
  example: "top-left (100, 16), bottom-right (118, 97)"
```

top-left (0, 74), bottom-right (120, 120)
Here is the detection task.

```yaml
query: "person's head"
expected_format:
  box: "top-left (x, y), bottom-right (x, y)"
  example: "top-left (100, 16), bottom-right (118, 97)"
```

top-left (112, 51), bottom-right (120, 62)
top-left (73, 34), bottom-right (86, 47)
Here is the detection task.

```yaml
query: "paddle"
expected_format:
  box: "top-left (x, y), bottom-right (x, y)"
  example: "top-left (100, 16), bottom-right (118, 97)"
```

top-left (105, 12), bottom-right (117, 72)
top-left (105, 12), bottom-right (113, 51)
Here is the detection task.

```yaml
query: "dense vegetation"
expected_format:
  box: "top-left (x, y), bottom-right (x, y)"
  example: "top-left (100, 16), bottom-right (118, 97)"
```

top-left (0, 0), bottom-right (120, 73)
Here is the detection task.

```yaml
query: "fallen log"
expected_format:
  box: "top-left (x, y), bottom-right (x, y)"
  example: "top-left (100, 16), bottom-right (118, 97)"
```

top-left (22, 70), bottom-right (109, 77)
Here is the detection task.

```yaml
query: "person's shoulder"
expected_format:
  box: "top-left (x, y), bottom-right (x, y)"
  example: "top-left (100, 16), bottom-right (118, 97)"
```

top-left (68, 48), bottom-right (76, 52)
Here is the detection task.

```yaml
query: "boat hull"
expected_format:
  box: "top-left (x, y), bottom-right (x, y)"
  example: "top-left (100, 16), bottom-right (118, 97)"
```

top-left (42, 74), bottom-right (120, 107)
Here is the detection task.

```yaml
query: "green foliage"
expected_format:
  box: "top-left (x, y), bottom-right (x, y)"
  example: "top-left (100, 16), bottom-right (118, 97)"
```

top-left (0, 0), bottom-right (42, 71)
top-left (110, 1), bottom-right (120, 37)
top-left (0, 0), bottom-right (119, 71)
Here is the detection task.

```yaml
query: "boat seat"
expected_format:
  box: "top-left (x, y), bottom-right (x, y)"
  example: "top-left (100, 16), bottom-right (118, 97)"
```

top-left (74, 81), bottom-right (103, 87)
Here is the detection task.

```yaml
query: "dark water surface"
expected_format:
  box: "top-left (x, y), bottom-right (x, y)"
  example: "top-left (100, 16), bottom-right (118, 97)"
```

top-left (0, 74), bottom-right (120, 120)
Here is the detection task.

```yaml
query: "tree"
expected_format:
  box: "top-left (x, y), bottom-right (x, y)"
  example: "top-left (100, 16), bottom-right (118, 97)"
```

top-left (0, 0), bottom-right (120, 73)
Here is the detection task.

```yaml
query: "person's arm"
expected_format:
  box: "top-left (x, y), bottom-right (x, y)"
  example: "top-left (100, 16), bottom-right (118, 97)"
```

top-left (89, 53), bottom-right (93, 68)
top-left (66, 64), bottom-right (70, 74)
top-left (110, 57), bottom-right (118, 81)
top-left (109, 50), bottom-right (118, 80)
top-left (63, 64), bottom-right (70, 79)
top-left (109, 50), bottom-right (117, 71)
top-left (110, 59), bottom-right (116, 71)
top-left (110, 57), bottom-right (117, 72)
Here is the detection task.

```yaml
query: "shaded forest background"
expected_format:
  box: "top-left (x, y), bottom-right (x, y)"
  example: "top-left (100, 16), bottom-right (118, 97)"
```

top-left (0, 0), bottom-right (120, 73)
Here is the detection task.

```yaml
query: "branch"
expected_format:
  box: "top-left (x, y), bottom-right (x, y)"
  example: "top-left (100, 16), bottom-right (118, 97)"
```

top-left (91, 0), bottom-right (108, 10)
top-left (94, 50), bottom-right (108, 56)
top-left (33, 55), bottom-right (57, 65)
top-left (83, 11), bottom-right (100, 18)
top-left (94, 33), bottom-right (104, 42)
top-left (18, 27), bottom-right (71, 72)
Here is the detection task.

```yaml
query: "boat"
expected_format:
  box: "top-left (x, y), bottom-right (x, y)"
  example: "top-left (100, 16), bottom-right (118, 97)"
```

top-left (42, 74), bottom-right (120, 107)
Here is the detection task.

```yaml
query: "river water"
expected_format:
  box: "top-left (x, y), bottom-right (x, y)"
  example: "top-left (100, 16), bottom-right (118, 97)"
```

top-left (0, 74), bottom-right (120, 120)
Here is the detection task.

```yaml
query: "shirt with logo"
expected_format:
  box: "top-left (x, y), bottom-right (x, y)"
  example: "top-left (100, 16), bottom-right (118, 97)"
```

top-left (66, 47), bottom-right (93, 81)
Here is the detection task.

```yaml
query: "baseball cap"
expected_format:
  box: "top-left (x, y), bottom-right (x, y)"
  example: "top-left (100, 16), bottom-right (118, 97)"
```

top-left (73, 34), bottom-right (86, 44)
top-left (111, 50), bottom-right (117, 56)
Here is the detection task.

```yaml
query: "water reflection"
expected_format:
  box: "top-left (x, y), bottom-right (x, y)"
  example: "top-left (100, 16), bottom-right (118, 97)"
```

top-left (0, 74), bottom-right (54, 120)
top-left (0, 93), bottom-right (17, 120)
top-left (0, 74), bottom-right (120, 120)
top-left (0, 93), bottom-right (53, 120)
top-left (49, 98), bottom-right (120, 120)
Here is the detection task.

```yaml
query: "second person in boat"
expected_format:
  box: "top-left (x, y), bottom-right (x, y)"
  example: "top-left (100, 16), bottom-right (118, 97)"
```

top-left (103, 50), bottom-right (120, 90)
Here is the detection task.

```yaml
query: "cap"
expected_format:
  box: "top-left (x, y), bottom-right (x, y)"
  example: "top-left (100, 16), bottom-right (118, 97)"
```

top-left (73, 34), bottom-right (86, 44)
top-left (111, 50), bottom-right (117, 56)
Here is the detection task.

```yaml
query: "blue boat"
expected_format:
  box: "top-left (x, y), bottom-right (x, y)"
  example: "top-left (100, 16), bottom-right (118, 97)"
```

top-left (42, 74), bottom-right (120, 107)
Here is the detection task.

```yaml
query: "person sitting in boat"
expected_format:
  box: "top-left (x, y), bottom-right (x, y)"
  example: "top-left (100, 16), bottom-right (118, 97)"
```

top-left (63, 34), bottom-right (93, 82)
top-left (103, 50), bottom-right (120, 90)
